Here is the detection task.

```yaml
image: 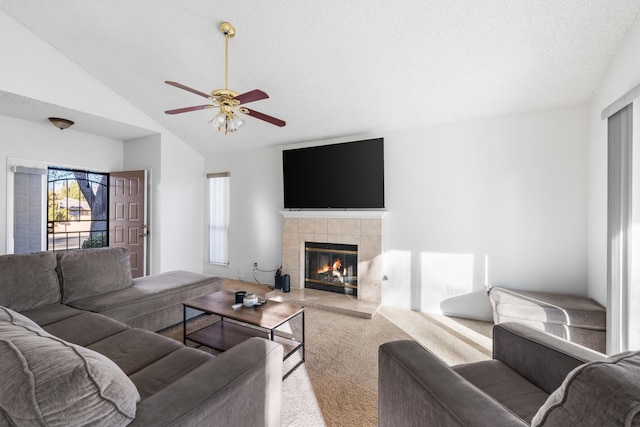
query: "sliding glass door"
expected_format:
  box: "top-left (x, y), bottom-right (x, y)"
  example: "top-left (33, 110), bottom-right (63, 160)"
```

top-left (607, 100), bottom-right (640, 353)
top-left (630, 101), bottom-right (640, 350)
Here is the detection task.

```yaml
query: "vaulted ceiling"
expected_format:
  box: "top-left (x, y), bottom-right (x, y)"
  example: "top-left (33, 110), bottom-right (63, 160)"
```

top-left (1, 1), bottom-right (640, 155)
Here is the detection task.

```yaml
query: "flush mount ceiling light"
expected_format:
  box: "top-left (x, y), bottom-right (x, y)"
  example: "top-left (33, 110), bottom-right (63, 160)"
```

top-left (164, 21), bottom-right (285, 135)
top-left (48, 117), bottom-right (74, 130)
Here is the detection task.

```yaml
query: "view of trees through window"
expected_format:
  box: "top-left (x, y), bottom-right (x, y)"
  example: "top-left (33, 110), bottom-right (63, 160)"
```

top-left (47, 168), bottom-right (108, 251)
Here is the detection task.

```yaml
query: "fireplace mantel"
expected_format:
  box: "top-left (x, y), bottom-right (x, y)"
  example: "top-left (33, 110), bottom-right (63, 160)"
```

top-left (279, 210), bottom-right (386, 220)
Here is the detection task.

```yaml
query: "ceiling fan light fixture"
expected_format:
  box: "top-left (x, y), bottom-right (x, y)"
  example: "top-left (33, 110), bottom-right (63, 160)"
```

top-left (48, 117), bottom-right (74, 130)
top-left (213, 111), bottom-right (227, 127)
top-left (232, 115), bottom-right (245, 130)
top-left (213, 111), bottom-right (244, 134)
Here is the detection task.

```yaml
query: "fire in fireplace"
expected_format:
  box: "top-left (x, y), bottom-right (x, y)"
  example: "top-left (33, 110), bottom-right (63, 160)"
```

top-left (305, 242), bottom-right (358, 296)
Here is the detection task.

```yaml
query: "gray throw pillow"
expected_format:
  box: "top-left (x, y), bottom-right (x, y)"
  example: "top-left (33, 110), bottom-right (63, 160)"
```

top-left (0, 305), bottom-right (140, 426)
top-left (0, 251), bottom-right (60, 311)
top-left (59, 247), bottom-right (133, 304)
top-left (532, 350), bottom-right (640, 426)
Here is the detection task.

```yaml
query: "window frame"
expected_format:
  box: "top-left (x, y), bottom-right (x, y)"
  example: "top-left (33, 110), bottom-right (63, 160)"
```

top-left (46, 167), bottom-right (109, 252)
top-left (207, 172), bottom-right (230, 265)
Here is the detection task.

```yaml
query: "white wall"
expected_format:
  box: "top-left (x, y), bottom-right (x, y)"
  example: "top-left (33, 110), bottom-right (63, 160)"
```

top-left (203, 148), bottom-right (283, 283)
top-left (587, 16), bottom-right (640, 306)
top-left (1, 114), bottom-right (124, 253)
top-left (203, 105), bottom-right (589, 318)
top-left (383, 106), bottom-right (588, 314)
top-left (157, 133), bottom-right (205, 273)
top-left (1, 7), bottom-right (613, 308)
top-left (124, 132), bottom-right (205, 275)
top-left (0, 11), bottom-right (206, 274)
top-left (0, 11), bottom-right (158, 131)
top-left (1, 115), bottom-right (205, 274)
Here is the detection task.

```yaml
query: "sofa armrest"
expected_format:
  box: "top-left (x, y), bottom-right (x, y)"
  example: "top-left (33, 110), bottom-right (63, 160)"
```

top-left (378, 340), bottom-right (528, 427)
top-left (130, 337), bottom-right (283, 427)
top-left (493, 322), bottom-right (605, 394)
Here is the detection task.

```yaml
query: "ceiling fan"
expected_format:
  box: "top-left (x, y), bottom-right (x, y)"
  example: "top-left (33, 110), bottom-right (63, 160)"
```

top-left (164, 22), bottom-right (285, 134)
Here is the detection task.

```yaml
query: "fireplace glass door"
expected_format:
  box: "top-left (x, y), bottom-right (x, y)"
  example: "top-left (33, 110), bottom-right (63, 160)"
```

top-left (305, 242), bottom-right (358, 296)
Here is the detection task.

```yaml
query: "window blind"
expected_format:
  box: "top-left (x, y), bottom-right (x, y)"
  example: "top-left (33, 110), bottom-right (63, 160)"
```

top-left (208, 173), bottom-right (230, 265)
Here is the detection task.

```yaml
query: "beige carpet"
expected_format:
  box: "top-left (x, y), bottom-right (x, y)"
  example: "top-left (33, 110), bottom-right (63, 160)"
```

top-left (162, 282), bottom-right (493, 426)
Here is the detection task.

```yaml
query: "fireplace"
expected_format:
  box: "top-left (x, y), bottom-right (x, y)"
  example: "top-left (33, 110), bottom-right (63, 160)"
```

top-left (305, 242), bottom-right (358, 296)
top-left (280, 211), bottom-right (384, 303)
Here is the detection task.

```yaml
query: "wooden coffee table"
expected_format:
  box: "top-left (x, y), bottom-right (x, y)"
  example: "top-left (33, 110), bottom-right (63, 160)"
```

top-left (182, 290), bottom-right (305, 378)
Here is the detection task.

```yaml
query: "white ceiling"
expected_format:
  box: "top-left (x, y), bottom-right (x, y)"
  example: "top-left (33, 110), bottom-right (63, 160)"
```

top-left (0, 90), bottom-right (154, 141)
top-left (1, 0), bottom-right (640, 156)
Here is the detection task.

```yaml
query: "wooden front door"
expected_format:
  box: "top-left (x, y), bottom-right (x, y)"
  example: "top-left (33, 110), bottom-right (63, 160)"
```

top-left (109, 170), bottom-right (147, 278)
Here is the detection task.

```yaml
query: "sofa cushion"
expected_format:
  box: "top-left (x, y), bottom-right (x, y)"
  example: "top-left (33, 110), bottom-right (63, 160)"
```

top-left (493, 316), bottom-right (607, 353)
top-left (88, 328), bottom-right (183, 375)
top-left (531, 350), bottom-right (640, 426)
top-left (453, 359), bottom-right (549, 423)
top-left (20, 303), bottom-right (86, 327)
top-left (489, 287), bottom-right (606, 330)
top-left (0, 306), bottom-right (140, 426)
top-left (68, 271), bottom-right (222, 329)
top-left (43, 312), bottom-right (129, 347)
top-left (129, 347), bottom-right (214, 400)
top-left (0, 251), bottom-right (60, 311)
top-left (0, 305), bottom-right (42, 329)
top-left (59, 247), bottom-right (133, 304)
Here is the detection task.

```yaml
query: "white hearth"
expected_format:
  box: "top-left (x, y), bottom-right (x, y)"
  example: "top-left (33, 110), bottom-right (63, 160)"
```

top-left (280, 211), bottom-right (385, 304)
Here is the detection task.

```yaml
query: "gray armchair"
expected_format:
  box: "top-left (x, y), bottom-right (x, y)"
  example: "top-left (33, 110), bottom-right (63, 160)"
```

top-left (378, 322), bottom-right (640, 426)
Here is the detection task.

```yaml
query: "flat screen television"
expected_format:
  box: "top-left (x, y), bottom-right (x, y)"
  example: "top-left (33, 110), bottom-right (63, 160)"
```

top-left (282, 138), bottom-right (385, 209)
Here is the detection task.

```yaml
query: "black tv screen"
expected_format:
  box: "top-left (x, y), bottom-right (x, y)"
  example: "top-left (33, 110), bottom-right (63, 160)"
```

top-left (282, 138), bottom-right (385, 209)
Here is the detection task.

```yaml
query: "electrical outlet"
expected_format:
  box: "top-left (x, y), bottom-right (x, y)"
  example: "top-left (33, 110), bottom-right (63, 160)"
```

top-left (446, 284), bottom-right (454, 295)
top-left (253, 262), bottom-right (258, 272)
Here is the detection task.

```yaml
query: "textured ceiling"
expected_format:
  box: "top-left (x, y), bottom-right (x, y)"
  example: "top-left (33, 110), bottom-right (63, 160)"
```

top-left (1, 0), bottom-right (640, 155)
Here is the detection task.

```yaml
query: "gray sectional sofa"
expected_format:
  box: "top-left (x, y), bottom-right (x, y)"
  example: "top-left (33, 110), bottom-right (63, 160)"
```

top-left (0, 247), bottom-right (283, 426)
top-left (379, 322), bottom-right (640, 426)
top-left (489, 286), bottom-right (606, 353)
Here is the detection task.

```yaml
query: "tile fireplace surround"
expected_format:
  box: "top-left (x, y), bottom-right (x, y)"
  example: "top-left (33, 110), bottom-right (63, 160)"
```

top-left (280, 211), bottom-right (385, 304)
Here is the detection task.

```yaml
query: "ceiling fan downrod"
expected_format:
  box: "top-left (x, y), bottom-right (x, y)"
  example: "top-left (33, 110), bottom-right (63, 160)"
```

top-left (217, 22), bottom-right (236, 96)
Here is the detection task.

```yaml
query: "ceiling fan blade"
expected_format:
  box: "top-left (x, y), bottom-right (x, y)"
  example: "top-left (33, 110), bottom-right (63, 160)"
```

top-left (234, 89), bottom-right (269, 105)
top-left (165, 81), bottom-right (211, 99)
top-left (242, 108), bottom-right (286, 127)
top-left (165, 105), bottom-right (212, 114)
